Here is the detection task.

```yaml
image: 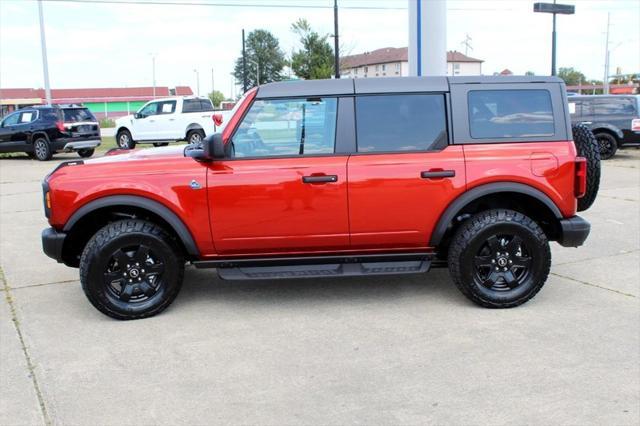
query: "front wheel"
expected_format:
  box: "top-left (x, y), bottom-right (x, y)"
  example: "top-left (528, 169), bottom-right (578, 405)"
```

top-left (116, 129), bottom-right (135, 149)
top-left (79, 220), bottom-right (184, 320)
top-left (448, 209), bottom-right (551, 308)
top-left (186, 129), bottom-right (205, 145)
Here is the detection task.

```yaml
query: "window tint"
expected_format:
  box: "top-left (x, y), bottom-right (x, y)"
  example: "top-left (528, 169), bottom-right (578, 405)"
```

top-left (62, 108), bottom-right (95, 122)
top-left (468, 90), bottom-right (555, 139)
top-left (232, 97), bottom-right (337, 158)
top-left (2, 112), bottom-right (20, 126)
top-left (355, 94), bottom-right (447, 153)
top-left (182, 99), bottom-right (205, 113)
top-left (200, 100), bottom-right (213, 111)
top-left (592, 98), bottom-right (636, 116)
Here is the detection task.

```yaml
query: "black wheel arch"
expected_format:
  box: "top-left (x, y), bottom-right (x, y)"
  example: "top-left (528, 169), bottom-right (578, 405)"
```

top-left (591, 125), bottom-right (622, 141)
top-left (30, 131), bottom-right (50, 145)
top-left (61, 195), bottom-right (200, 267)
top-left (430, 182), bottom-right (563, 250)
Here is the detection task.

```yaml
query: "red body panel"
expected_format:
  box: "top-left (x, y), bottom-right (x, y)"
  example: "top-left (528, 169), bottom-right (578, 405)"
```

top-left (206, 156), bottom-right (350, 255)
top-left (462, 141), bottom-right (578, 218)
top-left (347, 147), bottom-right (467, 249)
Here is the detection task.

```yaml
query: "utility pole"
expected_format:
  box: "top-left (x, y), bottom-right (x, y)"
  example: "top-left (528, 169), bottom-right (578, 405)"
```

top-left (603, 12), bottom-right (611, 94)
top-left (37, 0), bottom-right (52, 105)
top-left (461, 34), bottom-right (473, 56)
top-left (193, 69), bottom-right (200, 96)
top-left (211, 68), bottom-right (215, 106)
top-left (333, 0), bottom-right (340, 78)
top-left (151, 55), bottom-right (156, 98)
top-left (242, 29), bottom-right (248, 92)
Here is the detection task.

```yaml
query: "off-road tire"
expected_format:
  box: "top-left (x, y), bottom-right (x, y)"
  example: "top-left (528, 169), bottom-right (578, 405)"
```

top-left (79, 220), bottom-right (184, 320)
top-left (33, 137), bottom-right (52, 161)
top-left (448, 209), bottom-right (551, 308)
top-left (594, 131), bottom-right (617, 160)
top-left (77, 148), bottom-right (95, 158)
top-left (186, 129), bottom-right (205, 145)
top-left (572, 124), bottom-right (601, 211)
top-left (116, 129), bottom-right (135, 149)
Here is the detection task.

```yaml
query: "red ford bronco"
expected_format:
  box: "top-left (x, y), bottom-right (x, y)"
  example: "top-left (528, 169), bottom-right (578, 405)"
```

top-left (41, 76), bottom-right (600, 320)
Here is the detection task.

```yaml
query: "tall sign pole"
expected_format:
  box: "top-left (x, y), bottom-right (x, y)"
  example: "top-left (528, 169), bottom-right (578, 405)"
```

top-left (37, 0), bottom-right (52, 105)
top-left (408, 0), bottom-right (447, 77)
top-left (534, 2), bottom-right (575, 76)
top-left (333, 0), bottom-right (340, 78)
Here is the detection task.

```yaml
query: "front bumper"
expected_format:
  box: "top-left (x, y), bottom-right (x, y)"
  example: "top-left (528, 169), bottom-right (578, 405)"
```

top-left (557, 215), bottom-right (591, 247)
top-left (42, 227), bottom-right (66, 263)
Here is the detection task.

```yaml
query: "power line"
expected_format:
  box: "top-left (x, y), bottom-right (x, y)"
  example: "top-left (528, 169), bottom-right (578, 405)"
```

top-left (38, 0), bottom-right (407, 10)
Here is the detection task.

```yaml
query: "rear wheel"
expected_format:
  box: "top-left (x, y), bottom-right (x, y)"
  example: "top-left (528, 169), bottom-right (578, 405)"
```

top-left (77, 148), bottom-right (95, 158)
top-left (594, 132), bottom-right (617, 160)
top-left (448, 209), bottom-right (550, 308)
top-left (79, 220), bottom-right (184, 320)
top-left (116, 129), bottom-right (135, 149)
top-left (186, 129), bottom-right (205, 145)
top-left (33, 137), bottom-right (52, 161)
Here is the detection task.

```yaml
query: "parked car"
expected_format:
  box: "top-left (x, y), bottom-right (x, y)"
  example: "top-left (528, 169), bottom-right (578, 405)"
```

top-left (568, 95), bottom-right (640, 159)
top-left (0, 104), bottom-right (101, 161)
top-left (41, 76), bottom-right (600, 320)
top-left (114, 96), bottom-right (226, 149)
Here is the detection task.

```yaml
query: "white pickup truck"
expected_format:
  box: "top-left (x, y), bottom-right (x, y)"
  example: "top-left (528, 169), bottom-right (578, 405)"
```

top-left (114, 97), bottom-right (229, 149)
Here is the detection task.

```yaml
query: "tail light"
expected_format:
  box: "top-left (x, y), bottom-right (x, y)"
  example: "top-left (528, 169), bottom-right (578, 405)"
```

top-left (575, 157), bottom-right (587, 198)
top-left (632, 119), bottom-right (640, 132)
top-left (55, 121), bottom-right (65, 132)
top-left (212, 113), bottom-right (223, 127)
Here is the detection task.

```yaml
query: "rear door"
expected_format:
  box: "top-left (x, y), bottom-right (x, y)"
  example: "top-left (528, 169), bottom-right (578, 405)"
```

top-left (347, 93), bottom-right (466, 249)
top-left (207, 96), bottom-right (350, 255)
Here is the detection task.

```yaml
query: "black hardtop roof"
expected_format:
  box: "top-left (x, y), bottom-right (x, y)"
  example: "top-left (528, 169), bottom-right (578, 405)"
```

top-left (255, 75), bottom-right (564, 98)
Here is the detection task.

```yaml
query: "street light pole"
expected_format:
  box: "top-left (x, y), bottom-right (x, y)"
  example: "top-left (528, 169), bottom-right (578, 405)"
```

top-left (37, 0), bottom-right (52, 105)
top-left (211, 68), bottom-right (215, 106)
top-left (603, 12), bottom-right (611, 94)
top-left (333, 0), bottom-right (340, 79)
top-left (152, 55), bottom-right (156, 98)
top-left (193, 69), bottom-right (200, 96)
top-left (242, 29), bottom-right (247, 93)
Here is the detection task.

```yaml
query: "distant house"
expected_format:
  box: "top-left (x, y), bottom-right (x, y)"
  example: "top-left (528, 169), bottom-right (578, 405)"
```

top-left (340, 47), bottom-right (483, 78)
top-left (497, 69), bottom-right (514, 76)
top-left (0, 86), bottom-right (193, 118)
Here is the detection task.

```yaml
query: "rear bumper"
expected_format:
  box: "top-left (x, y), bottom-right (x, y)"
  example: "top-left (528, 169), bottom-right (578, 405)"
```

top-left (558, 215), bottom-right (590, 247)
top-left (42, 227), bottom-right (66, 263)
top-left (60, 139), bottom-right (101, 151)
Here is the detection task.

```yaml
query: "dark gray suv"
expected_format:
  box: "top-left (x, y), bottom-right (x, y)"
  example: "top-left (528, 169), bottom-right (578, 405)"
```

top-left (568, 95), bottom-right (640, 159)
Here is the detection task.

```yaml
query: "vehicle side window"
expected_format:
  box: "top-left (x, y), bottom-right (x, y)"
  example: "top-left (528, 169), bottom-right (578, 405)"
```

top-left (182, 99), bottom-right (200, 113)
top-left (138, 102), bottom-right (159, 117)
top-left (468, 90), bottom-right (555, 139)
top-left (19, 111), bottom-right (37, 123)
top-left (1, 112), bottom-right (20, 126)
top-left (200, 100), bottom-right (214, 111)
top-left (355, 94), bottom-right (447, 153)
top-left (592, 98), bottom-right (636, 116)
top-left (232, 97), bottom-right (337, 158)
top-left (158, 101), bottom-right (176, 114)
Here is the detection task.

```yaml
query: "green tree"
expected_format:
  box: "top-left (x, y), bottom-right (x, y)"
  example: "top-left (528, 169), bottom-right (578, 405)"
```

top-left (525, 70), bottom-right (535, 76)
top-left (233, 29), bottom-right (287, 90)
top-left (208, 90), bottom-right (226, 108)
top-left (558, 67), bottom-right (586, 86)
top-left (290, 18), bottom-right (334, 80)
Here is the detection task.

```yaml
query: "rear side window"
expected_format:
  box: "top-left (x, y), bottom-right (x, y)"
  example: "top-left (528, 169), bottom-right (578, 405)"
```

top-left (592, 98), bottom-right (636, 116)
top-left (232, 97), bottom-right (337, 158)
top-left (62, 108), bottom-right (95, 123)
top-left (468, 90), bottom-right (554, 139)
top-left (355, 94), bottom-right (447, 153)
top-left (19, 111), bottom-right (37, 123)
top-left (183, 99), bottom-right (214, 113)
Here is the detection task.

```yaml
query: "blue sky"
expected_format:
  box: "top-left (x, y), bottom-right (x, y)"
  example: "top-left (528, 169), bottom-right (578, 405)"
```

top-left (0, 0), bottom-right (638, 98)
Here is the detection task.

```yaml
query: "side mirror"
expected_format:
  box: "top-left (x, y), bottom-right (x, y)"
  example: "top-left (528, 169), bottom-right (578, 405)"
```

top-left (134, 113), bottom-right (143, 119)
top-left (204, 133), bottom-right (226, 159)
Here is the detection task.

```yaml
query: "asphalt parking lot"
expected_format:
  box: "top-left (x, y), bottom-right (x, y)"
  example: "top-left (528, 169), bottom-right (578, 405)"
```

top-left (1, 150), bottom-right (639, 425)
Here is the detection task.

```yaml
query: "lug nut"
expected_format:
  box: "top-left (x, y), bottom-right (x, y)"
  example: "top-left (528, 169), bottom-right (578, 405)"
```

top-left (495, 267), bottom-right (499, 271)
top-left (509, 260), bottom-right (513, 264)
top-left (503, 267), bottom-right (507, 271)
top-left (128, 279), bottom-right (132, 282)
top-left (136, 262), bottom-right (139, 266)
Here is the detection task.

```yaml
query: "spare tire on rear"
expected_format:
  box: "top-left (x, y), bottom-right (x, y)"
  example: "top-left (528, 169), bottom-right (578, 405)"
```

top-left (572, 124), bottom-right (600, 212)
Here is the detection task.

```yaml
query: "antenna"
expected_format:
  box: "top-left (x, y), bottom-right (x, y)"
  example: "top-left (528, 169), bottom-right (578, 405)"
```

top-left (461, 34), bottom-right (473, 56)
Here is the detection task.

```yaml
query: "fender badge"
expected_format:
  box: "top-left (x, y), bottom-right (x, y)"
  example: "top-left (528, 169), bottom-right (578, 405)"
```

top-left (190, 180), bottom-right (202, 190)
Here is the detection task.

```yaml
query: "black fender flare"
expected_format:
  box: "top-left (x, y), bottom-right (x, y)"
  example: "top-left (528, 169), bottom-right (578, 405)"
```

top-left (591, 124), bottom-right (623, 140)
top-left (63, 195), bottom-right (200, 256)
top-left (429, 182), bottom-right (563, 246)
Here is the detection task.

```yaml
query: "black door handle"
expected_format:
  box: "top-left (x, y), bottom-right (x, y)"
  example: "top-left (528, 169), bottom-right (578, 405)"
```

top-left (302, 175), bottom-right (338, 183)
top-left (421, 170), bottom-right (456, 179)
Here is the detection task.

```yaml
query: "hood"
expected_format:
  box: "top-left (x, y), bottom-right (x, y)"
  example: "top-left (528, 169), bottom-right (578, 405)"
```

top-left (86, 144), bottom-right (188, 165)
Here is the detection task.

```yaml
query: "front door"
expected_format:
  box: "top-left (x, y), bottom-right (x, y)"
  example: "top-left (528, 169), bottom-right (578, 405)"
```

top-left (207, 96), bottom-right (350, 255)
top-left (132, 101), bottom-right (160, 140)
top-left (347, 93), bottom-right (466, 249)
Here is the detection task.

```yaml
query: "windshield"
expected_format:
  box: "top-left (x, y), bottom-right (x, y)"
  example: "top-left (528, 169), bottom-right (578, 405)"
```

top-left (62, 108), bottom-right (96, 123)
